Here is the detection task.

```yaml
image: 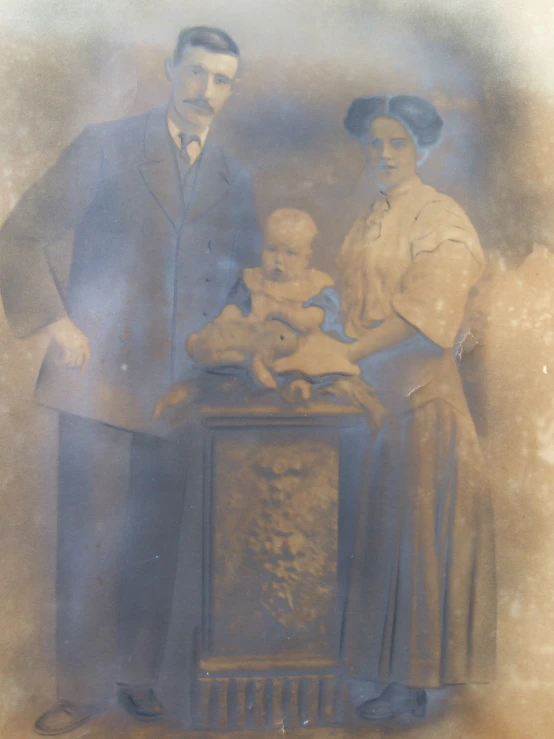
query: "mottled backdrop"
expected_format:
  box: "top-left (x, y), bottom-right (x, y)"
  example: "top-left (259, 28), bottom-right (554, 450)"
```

top-left (1, 0), bottom-right (554, 737)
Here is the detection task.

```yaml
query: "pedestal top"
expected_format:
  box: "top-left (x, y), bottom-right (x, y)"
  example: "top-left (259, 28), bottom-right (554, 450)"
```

top-left (199, 399), bottom-right (364, 421)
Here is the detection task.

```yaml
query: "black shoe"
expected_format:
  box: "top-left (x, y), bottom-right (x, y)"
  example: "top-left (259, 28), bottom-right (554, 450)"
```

top-left (356, 684), bottom-right (427, 721)
top-left (117, 684), bottom-right (165, 722)
top-left (34, 701), bottom-right (103, 735)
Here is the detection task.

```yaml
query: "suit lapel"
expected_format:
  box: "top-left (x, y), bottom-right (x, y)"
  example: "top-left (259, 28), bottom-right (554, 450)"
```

top-left (184, 139), bottom-right (231, 224)
top-left (138, 105), bottom-right (184, 232)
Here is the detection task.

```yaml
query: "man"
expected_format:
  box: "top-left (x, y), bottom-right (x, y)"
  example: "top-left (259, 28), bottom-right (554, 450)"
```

top-left (0, 27), bottom-right (260, 735)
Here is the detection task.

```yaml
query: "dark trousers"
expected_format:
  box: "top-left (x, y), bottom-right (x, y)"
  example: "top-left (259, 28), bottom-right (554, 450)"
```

top-left (55, 413), bottom-right (187, 704)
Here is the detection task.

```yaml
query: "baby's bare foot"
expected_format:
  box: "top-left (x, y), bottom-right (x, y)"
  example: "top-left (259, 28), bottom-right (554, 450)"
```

top-left (251, 355), bottom-right (279, 389)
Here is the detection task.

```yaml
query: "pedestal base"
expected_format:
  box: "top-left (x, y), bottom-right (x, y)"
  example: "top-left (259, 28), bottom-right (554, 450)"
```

top-left (192, 674), bottom-right (355, 731)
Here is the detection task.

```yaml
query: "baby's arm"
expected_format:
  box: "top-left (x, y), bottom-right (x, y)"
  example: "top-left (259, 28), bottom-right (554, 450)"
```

top-left (187, 305), bottom-right (262, 365)
top-left (218, 305), bottom-right (246, 321)
top-left (269, 304), bottom-right (325, 333)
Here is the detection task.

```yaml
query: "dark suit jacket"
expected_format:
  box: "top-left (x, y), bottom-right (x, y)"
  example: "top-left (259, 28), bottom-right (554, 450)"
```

top-left (0, 105), bottom-right (261, 434)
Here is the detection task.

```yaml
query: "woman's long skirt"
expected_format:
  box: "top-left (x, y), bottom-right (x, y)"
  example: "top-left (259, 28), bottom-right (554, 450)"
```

top-left (341, 399), bottom-right (496, 688)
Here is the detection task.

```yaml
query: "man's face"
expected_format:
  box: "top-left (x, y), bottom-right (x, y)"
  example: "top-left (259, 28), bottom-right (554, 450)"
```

top-left (166, 45), bottom-right (239, 132)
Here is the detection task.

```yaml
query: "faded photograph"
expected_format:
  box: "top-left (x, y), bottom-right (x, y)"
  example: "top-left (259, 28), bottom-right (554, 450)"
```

top-left (1, 1), bottom-right (554, 738)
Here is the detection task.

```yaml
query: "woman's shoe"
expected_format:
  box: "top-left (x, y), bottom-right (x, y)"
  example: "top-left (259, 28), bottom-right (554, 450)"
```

top-left (356, 683), bottom-right (427, 721)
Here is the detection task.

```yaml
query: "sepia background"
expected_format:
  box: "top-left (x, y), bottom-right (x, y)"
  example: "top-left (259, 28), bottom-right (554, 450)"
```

top-left (1, 0), bottom-right (554, 736)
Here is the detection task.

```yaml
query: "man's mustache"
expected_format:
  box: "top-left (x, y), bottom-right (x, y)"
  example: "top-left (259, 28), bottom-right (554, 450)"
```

top-left (183, 98), bottom-right (214, 114)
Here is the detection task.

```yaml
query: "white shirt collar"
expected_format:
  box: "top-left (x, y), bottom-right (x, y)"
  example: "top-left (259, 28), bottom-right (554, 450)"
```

top-left (166, 112), bottom-right (209, 165)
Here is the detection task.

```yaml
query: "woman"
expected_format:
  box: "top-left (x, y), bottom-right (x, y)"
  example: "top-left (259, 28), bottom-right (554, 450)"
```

top-left (339, 94), bottom-right (496, 720)
top-left (278, 95), bottom-right (496, 721)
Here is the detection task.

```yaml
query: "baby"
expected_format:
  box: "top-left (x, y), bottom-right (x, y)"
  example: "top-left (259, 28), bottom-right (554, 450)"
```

top-left (153, 208), bottom-right (361, 421)
top-left (186, 207), bottom-right (361, 389)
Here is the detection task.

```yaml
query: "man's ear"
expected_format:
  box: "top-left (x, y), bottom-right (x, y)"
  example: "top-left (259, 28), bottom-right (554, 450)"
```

top-left (165, 57), bottom-right (173, 83)
top-left (233, 62), bottom-right (242, 87)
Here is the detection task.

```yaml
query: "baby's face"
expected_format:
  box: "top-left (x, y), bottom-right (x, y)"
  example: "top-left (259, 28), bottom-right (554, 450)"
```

top-left (262, 236), bottom-right (312, 282)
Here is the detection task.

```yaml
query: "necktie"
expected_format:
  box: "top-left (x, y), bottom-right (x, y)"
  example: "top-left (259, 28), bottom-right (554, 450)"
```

top-left (178, 133), bottom-right (201, 166)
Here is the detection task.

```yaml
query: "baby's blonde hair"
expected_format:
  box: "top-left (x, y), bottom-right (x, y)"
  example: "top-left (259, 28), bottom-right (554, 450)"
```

top-left (265, 208), bottom-right (319, 249)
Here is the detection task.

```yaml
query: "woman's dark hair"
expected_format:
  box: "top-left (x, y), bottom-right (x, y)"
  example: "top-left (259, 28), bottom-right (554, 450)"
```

top-left (344, 94), bottom-right (443, 150)
top-left (173, 26), bottom-right (240, 64)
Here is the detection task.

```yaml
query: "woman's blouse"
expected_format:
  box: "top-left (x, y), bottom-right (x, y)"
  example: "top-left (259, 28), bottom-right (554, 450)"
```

top-left (338, 175), bottom-right (485, 415)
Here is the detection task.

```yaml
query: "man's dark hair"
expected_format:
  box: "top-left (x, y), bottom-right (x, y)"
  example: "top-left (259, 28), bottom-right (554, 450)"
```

top-left (173, 26), bottom-right (240, 64)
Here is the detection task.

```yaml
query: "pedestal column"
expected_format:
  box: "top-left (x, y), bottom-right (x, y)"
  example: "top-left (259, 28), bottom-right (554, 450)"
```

top-left (192, 403), bottom-right (363, 731)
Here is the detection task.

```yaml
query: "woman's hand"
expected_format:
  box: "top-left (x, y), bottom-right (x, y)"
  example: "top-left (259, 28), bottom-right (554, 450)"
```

top-left (272, 332), bottom-right (357, 377)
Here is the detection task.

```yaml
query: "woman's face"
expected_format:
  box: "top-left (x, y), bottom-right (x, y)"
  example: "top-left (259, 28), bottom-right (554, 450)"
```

top-left (362, 117), bottom-right (419, 191)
